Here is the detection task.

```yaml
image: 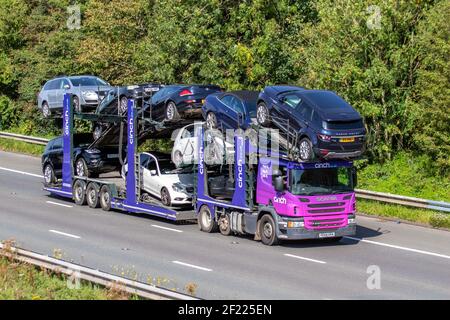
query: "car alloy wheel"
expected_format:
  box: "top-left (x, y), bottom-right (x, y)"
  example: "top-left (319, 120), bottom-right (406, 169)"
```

top-left (119, 96), bottom-right (128, 114)
top-left (42, 103), bottom-right (51, 118)
top-left (73, 96), bottom-right (81, 113)
top-left (44, 165), bottom-right (54, 184)
top-left (257, 104), bottom-right (268, 125)
top-left (299, 139), bottom-right (312, 161)
top-left (206, 112), bottom-right (217, 129)
top-left (173, 150), bottom-right (183, 167)
top-left (161, 187), bottom-right (171, 206)
top-left (165, 102), bottom-right (178, 121)
top-left (76, 158), bottom-right (88, 177)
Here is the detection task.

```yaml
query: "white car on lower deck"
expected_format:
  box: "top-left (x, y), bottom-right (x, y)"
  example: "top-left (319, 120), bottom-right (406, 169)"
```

top-left (122, 152), bottom-right (194, 207)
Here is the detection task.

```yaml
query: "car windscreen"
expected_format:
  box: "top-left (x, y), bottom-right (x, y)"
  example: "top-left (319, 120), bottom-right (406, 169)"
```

top-left (158, 160), bottom-right (193, 174)
top-left (324, 119), bottom-right (364, 130)
top-left (70, 77), bottom-right (100, 87)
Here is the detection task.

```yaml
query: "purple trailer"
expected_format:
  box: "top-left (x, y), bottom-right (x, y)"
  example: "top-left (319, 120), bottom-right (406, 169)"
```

top-left (44, 93), bottom-right (196, 221)
top-left (195, 128), bottom-right (357, 245)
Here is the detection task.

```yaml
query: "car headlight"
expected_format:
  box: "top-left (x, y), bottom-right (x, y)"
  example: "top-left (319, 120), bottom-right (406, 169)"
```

top-left (86, 148), bottom-right (101, 154)
top-left (172, 182), bottom-right (185, 193)
top-left (81, 90), bottom-right (98, 97)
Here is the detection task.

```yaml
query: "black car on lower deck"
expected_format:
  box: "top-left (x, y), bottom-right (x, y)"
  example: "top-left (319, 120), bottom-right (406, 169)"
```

top-left (42, 133), bottom-right (123, 185)
top-left (139, 84), bottom-right (222, 122)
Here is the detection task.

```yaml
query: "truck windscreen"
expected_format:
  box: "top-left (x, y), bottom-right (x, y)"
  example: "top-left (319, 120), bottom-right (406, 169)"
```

top-left (289, 167), bottom-right (354, 195)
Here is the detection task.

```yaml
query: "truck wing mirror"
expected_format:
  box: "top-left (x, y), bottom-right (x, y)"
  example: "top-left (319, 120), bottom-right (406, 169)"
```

top-left (274, 176), bottom-right (285, 192)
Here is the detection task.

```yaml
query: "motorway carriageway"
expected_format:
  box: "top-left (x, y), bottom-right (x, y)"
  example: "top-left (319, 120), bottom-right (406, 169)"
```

top-left (0, 151), bottom-right (449, 299)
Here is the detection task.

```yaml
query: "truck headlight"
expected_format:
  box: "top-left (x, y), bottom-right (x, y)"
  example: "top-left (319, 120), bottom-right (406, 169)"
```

top-left (348, 218), bottom-right (356, 224)
top-left (287, 221), bottom-right (304, 228)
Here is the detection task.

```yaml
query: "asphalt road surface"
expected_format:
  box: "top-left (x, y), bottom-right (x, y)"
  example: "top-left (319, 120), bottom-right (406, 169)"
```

top-left (0, 151), bottom-right (449, 299)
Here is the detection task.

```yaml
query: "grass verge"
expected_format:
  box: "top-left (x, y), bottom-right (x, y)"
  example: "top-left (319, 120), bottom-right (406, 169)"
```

top-left (0, 138), bottom-right (44, 156)
top-left (0, 253), bottom-right (138, 300)
top-left (358, 199), bottom-right (450, 229)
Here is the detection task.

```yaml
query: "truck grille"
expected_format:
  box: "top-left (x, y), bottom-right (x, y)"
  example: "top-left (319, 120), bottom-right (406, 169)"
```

top-left (307, 201), bottom-right (346, 215)
top-left (308, 202), bottom-right (345, 208)
top-left (308, 208), bottom-right (345, 214)
top-left (304, 215), bottom-right (347, 230)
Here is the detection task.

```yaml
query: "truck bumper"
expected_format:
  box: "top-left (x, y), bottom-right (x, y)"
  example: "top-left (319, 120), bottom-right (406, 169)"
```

top-left (277, 217), bottom-right (356, 240)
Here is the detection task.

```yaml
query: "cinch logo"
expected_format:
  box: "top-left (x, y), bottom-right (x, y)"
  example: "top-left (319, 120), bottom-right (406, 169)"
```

top-left (129, 117), bottom-right (134, 145)
top-left (315, 163), bottom-right (331, 169)
top-left (237, 137), bottom-right (244, 188)
top-left (274, 196), bottom-right (287, 204)
top-left (316, 196), bottom-right (337, 202)
top-left (64, 110), bottom-right (69, 136)
top-left (199, 145), bottom-right (204, 175)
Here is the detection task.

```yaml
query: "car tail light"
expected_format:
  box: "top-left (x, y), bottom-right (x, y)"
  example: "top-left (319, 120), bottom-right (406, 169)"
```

top-left (318, 134), bottom-right (331, 141)
top-left (179, 89), bottom-right (193, 96)
top-left (320, 149), bottom-right (329, 155)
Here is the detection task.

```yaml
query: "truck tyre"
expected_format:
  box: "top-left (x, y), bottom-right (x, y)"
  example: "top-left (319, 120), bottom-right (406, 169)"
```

top-left (259, 214), bottom-right (279, 246)
top-left (73, 180), bottom-right (86, 206)
top-left (299, 137), bottom-right (314, 161)
top-left (86, 182), bottom-right (100, 208)
top-left (256, 102), bottom-right (270, 126)
top-left (43, 164), bottom-right (56, 185)
top-left (218, 213), bottom-right (232, 236)
top-left (198, 205), bottom-right (218, 233)
top-left (99, 185), bottom-right (112, 211)
top-left (165, 101), bottom-right (180, 121)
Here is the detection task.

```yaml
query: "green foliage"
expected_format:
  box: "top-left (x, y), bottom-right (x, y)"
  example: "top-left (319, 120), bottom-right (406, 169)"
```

top-left (357, 152), bottom-right (450, 202)
top-left (358, 199), bottom-right (450, 229)
top-left (0, 96), bottom-right (18, 130)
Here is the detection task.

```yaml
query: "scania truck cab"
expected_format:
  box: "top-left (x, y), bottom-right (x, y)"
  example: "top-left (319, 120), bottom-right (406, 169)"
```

top-left (195, 127), bottom-right (357, 245)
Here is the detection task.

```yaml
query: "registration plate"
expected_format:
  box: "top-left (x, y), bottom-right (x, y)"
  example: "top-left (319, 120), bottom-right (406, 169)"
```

top-left (339, 137), bottom-right (355, 143)
top-left (107, 154), bottom-right (119, 159)
top-left (319, 232), bottom-right (335, 238)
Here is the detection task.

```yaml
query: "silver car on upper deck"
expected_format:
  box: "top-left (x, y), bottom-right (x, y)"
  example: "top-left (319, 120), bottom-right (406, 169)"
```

top-left (37, 75), bottom-right (112, 117)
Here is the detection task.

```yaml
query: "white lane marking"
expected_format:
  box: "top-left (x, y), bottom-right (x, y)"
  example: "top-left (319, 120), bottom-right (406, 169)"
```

top-left (172, 260), bottom-right (212, 272)
top-left (46, 201), bottom-right (73, 208)
top-left (151, 224), bottom-right (183, 233)
top-left (49, 229), bottom-right (81, 239)
top-left (344, 236), bottom-right (450, 260)
top-left (0, 166), bottom-right (42, 178)
top-left (284, 253), bottom-right (327, 264)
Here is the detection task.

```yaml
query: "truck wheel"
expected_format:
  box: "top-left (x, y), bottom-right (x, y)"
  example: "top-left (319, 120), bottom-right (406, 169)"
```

top-left (256, 102), bottom-right (270, 126)
top-left (218, 213), bottom-right (232, 236)
top-left (86, 182), bottom-right (100, 208)
top-left (259, 214), bottom-right (279, 246)
top-left (198, 205), bottom-right (218, 233)
top-left (73, 180), bottom-right (86, 206)
top-left (99, 185), bottom-right (112, 211)
top-left (43, 164), bottom-right (56, 185)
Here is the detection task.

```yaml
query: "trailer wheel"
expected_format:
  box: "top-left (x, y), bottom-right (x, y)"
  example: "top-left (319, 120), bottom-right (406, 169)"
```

top-left (198, 205), bottom-right (218, 233)
top-left (86, 182), bottom-right (100, 208)
top-left (99, 185), bottom-right (112, 211)
top-left (73, 180), bottom-right (86, 206)
top-left (218, 213), bottom-right (232, 236)
top-left (259, 214), bottom-right (279, 246)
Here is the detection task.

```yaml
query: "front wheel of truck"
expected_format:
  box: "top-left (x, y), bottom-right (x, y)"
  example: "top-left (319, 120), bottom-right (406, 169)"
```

top-left (198, 205), bottom-right (218, 233)
top-left (259, 214), bottom-right (279, 246)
